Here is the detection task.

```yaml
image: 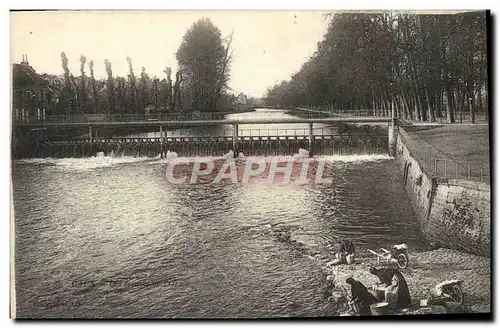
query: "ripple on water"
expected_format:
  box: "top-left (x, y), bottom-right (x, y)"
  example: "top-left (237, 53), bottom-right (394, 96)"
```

top-left (12, 155), bottom-right (427, 318)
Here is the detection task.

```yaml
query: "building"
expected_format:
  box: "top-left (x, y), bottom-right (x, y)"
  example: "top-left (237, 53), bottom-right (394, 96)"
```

top-left (12, 55), bottom-right (61, 122)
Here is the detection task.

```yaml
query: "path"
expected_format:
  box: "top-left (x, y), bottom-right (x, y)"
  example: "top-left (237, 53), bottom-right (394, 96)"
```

top-left (402, 124), bottom-right (490, 183)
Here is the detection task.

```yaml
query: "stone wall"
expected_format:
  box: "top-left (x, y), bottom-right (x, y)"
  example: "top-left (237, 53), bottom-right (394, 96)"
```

top-left (396, 128), bottom-right (490, 257)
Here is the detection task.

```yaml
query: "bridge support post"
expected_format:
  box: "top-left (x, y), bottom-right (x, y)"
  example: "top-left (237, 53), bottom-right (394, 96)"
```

top-left (232, 123), bottom-right (239, 155)
top-left (308, 122), bottom-right (313, 157)
top-left (89, 125), bottom-right (92, 142)
top-left (160, 125), bottom-right (164, 158)
top-left (388, 118), bottom-right (398, 157)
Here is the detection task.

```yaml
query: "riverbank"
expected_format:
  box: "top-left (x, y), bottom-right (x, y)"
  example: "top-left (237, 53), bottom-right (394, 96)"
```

top-left (221, 108), bottom-right (257, 114)
top-left (396, 127), bottom-right (490, 257)
top-left (403, 124), bottom-right (490, 181)
top-left (325, 247), bottom-right (491, 315)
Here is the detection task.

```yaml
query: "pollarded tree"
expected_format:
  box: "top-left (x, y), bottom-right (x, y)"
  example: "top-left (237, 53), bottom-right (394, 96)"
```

top-left (115, 77), bottom-right (127, 114)
top-left (104, 59), bottom-right (115, 115)
top-left (139, 67), bottom-right (152, 111)
top-left (60, 52), bottom-right (73, 115)
top-left (89, 60), bottom-right (99, 113)
top-left (163, 67), bottom-right (173, 111)
top-left (126, 57), bottom-right (139, 113)
top-left (79, 55), bottom-right (87, 113)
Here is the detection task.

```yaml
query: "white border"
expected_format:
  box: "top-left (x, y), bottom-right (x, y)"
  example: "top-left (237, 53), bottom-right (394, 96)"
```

top-left (3, 1), bottom-right (498, 327)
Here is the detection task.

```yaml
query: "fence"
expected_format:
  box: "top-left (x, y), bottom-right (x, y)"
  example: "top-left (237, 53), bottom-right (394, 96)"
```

top-left (13, 112), bottom-right (227, 124)
top-left (399, 128), bottom-right (489, 183)
top-left (12, 110), bottom-right (389, 125)
top-left (294, 107), bottom-right (388, 117)
top-left (17, 134), bottom-right (389, 159)
top-left (121, 127), bottom-right (385, 139)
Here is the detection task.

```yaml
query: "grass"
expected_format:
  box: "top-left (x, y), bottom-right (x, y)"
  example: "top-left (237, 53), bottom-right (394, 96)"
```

top-left (404, 124), bottom-right (490, 183)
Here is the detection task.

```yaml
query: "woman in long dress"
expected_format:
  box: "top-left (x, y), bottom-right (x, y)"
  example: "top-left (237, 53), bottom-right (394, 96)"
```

top-left (328, 240), bottom-right (356, 265)
top-left (345, 277), bottom-right (378, 315)
top-left (369, 267), bottom-right (411, 309)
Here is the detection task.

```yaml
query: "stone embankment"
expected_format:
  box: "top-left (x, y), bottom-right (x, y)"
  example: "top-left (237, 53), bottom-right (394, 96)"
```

top-left (395, 127), bottom-right (490, 257)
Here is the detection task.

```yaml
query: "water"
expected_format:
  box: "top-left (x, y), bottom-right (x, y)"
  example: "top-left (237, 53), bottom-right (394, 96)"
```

top-left (128, 108), bottom-right (339, 138)
top-left (12, 109), bottom-right (427, 318)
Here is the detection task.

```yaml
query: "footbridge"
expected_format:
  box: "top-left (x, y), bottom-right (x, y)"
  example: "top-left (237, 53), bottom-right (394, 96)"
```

top-left (12, 113), bottom-right (398, 159)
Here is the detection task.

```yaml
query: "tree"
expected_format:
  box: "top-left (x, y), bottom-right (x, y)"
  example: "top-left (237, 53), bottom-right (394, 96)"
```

top-left (176, 18), bottom-right (233, 112)
top-left (70, 74), bottom-right (80, 113)
top-left (79, 55), bottom-right (87, 113)
top-left (152, 77), bottom-right (159, 113)
top-left (104, 59), bottom-right (115, 115)
top-left (139, 67), bottom-right (151, 110)
top-left (172, 71), bottom-right (183, 111)
top-left (263, 11), bottom-right (488, 123)
top-left (126, 57), bottom-right (139, 113)
top-left (60, 52), bottom-right (73, 115)
top-left (163, 67), bottom-right (173, 110)
top-left (89, 60), bottom-right (98, 113)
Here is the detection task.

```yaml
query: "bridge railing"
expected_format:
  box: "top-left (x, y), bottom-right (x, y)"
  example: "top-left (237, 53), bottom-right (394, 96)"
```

top-left (12, 110), bottom-right (389, 125)
top-left (12, 112), bottom-right (232, 124)
top-left (104, 127), bottom-right (387, 140)
top-left (295, 107), bottom-right (391, 117)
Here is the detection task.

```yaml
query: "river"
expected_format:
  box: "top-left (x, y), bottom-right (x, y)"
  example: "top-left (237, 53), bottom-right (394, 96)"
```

top-left (128, 108), bottom-right (338, 138)
top-left (12, 109), bottom-right (427, 318)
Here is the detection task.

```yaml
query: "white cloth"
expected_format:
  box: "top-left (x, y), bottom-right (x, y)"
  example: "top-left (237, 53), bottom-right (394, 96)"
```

top-left (393, 243), bottom-right (408, 250)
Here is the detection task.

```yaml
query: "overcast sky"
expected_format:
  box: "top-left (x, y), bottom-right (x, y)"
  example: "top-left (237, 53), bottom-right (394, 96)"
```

top-left (11, 11), bottom-right (331, 98)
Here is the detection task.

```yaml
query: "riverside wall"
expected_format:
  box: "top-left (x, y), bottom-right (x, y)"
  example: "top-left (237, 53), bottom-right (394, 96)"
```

top-left (396, 127), bottom-right (490, 257)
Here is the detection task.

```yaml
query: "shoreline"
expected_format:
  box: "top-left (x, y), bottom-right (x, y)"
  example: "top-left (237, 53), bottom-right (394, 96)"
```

top-left (222, 108), bottom-right (257, 114)
top-left (323, 247), bottom-right (490, 315)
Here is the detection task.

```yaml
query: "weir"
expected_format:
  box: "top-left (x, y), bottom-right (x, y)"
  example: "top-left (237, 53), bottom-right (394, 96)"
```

top-left (16, 134), bottom-right (389, 159)
top-left (12, 115), bottom-right (397, 159)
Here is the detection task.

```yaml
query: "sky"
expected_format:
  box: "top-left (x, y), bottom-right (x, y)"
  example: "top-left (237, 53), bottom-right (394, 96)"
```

top-left (10, 11), bottom-right (331, 98)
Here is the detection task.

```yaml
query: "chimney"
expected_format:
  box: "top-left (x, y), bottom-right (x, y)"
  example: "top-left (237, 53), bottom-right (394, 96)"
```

top-left (21, 54), bottom-right (30, 67)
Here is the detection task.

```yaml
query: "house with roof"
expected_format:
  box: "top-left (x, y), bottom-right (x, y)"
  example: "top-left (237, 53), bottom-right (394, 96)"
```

top-left (12, 55), bottom-right (61, 122)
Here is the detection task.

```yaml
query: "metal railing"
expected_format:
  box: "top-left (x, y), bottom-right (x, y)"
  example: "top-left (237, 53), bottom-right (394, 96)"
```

top-left (295, 107), bottom-right (391, 117)
top-left (399, 128), bottom-right (489, 183)
top-left (119, 127), bottom-right (385, 139)
top-left (12, 110), bottom-right (390, 125)
top-left (13, 113), bottom-right (227, 124)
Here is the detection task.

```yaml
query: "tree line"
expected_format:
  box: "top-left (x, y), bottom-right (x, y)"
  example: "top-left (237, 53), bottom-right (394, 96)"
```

top-left (264, 11), bottom-right (488, 123)
top-left (49, 18), bottom-right (236, 116)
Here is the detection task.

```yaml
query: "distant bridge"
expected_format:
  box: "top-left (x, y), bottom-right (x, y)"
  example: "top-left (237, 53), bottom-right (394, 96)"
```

top-left (12, 112), bottom-right (397, 159)
top-left (13, 113), bottom-right (392, 128)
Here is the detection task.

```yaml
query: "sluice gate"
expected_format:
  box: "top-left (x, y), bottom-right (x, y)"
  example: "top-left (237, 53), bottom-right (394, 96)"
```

top-left (14, 134), bottom-right (388, 159)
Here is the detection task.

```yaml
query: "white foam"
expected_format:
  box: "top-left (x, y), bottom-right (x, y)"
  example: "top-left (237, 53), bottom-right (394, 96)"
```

top-left (14, 155), bottom-right (158, 171)
top-left (145, 150), bottom-right (230, 165)
top-left (298, 148), bottom-right (310, 158)
top-left (323, 154), bottom-right (393, 162)
top-left (15, 152), bottom-right (393, 169)
top-left (15, 158), bottom-right (52, 165)
top-left (165, 150), bottom-right (178, 160)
